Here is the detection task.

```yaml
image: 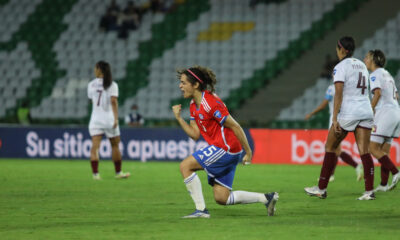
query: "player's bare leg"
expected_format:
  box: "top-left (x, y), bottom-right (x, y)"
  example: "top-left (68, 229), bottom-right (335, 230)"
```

top-left (321, 126), bottom-right (347, 186)
top-left (383, 143), bottom-right (400, 190)
top-left (90, 135), bottom-right (103, 180)
top-left (336, 143), bottom-right (363, 181)
top-left (371, 141), bottom-right (399, 191)
top-left (327, 145), bottom-right (342, 182)
top-left (305, 125), bottom-right (347, 198)
top-left (354, 127), bottom-right (375, 200)
top-left (180, 156), bottom-right (208, 218)
top-left (109, 136), bottom-right (129, 179)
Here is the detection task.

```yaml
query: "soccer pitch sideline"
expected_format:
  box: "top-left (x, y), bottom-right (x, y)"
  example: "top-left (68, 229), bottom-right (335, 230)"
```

top-left (0, 159), bottom-right (399, 240)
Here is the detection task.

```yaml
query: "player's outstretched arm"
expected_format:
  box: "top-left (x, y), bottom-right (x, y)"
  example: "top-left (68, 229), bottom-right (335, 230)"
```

top-left (305, 100), bottom-right (329, 120)
top-left (172, 104), bottom-right (200, 140)
top-left (223, 115), bottom-right (252, 165)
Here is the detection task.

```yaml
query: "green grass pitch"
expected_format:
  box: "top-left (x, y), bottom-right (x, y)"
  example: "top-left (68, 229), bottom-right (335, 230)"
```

top-left (0, 159), bottom-right (399, 240)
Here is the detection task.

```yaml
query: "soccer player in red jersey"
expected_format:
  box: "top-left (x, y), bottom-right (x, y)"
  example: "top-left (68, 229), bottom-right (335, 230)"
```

top-left (172, 66), bottom-right (278, 218)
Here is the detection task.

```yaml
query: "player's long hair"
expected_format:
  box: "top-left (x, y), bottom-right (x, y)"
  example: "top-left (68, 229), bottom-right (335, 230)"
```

top-left (337, 36), bottom-right (355, 59)
top-left (96, 61), bottom-right (112, 90)
top-left (368, 49), bottom-right (386, 68)
top-left (177, 65), bottom-right (217, 93)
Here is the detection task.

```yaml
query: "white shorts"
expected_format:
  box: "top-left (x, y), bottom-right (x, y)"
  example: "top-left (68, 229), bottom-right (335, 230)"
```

top-left (338, 118), bottom-right (373, 132)
top-left (370, 108), bottom-right (400, 144)
top-left (89, 126), bottom-right (120, 138)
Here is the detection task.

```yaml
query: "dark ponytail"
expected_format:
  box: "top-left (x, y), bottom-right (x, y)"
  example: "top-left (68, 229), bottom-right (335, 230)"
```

top-left (337, 36), bottom-right (355, 59)
top-left (96, 61), bottom-right (112, 90)
top-left (368, 49), bottom-right (386, 68)
top-left (177, 65), bottom-right (217, 93)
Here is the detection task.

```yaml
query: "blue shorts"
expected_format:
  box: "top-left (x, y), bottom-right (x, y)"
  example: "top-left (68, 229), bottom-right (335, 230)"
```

top-left (192, 145), bottom-right (243, 190)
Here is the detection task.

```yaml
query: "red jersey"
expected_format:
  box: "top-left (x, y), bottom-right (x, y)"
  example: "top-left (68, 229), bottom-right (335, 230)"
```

top-left (189, 91), bottom-right (242, 153)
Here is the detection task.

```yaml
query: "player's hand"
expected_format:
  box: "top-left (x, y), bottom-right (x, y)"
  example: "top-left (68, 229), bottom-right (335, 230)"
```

top-left (172, 104), bottom-right (182, 119)
top-left (333, 120), bottom-right (342, 135)
top-left (113, 119), bottom-right (118, 129)
top-left (305, 113), bottom-right (312, 120)
top-left (242, 152), bottom-right (252, 165)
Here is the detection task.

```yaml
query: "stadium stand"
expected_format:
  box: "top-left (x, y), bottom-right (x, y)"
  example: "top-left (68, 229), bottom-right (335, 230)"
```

top-left (0, 0), bottom-right (78, 122)
top-left (274, 11), bottom-right (400, 129)
top-left (124, 0), bottom-right (347, 121)
top-left (236, 0), bottom-right (400, 127)
top-left (30, 0), bottom-right (168, 123)
top-left (1, 0), bottom-right (398, 127)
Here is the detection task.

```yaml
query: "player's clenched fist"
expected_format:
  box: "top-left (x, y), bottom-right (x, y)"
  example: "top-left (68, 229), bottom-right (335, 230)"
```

top-left (172, 104), bottom-right (182, 119)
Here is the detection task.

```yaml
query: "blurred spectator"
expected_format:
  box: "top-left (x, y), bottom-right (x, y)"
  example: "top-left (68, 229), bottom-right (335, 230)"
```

top-left (99, 8), bottom-right (119, 32)
top-left (162, 0), bottom-right (176, 13)
top-left (320, 54), bottom-right (338, 79)
top-left (118, 1), bottom-right (142, 39)
top-left (108, 0), bottom-right (121, 15)
top-left (125, 104), bottom-right (144, 127)
top-left (150, 0), bottom-right (162, 13)
top-left (99, 0), bottom-right (121, 32)
top-left (123, 1), bottom-right (141, 28)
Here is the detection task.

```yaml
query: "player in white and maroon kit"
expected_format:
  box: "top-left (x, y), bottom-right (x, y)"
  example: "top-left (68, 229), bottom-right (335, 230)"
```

top-left (305, 84), bottom-right (363, 182)
top-left (364, 50), bottom-right (400, 192)
top-left (88, 61), bottom-right (130, 180)
top-left (172, 66), bottom-right (278, 218)
top-left (305, 36), bottom-right (375, 200)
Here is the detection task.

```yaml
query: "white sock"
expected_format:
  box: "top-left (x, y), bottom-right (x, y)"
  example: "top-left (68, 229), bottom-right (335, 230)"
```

top-left (184, 173), bottom-right (206, 211)
top-left (226, 191), bottom-right (267, 205)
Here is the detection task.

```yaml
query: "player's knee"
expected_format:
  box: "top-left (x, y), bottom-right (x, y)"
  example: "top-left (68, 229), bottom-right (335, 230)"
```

top-left (358, 146), bottom-right (369, 156)
top-left (214, 195), bottom-right (228, 205)
top-left (369, 142), bottom-right (379, 154)
top-left (91, 145), bottom-right (99, 153)
top-left (325, 145), bottom-right (335, 152)
top-left (109, 140), bottom-right (119, 148)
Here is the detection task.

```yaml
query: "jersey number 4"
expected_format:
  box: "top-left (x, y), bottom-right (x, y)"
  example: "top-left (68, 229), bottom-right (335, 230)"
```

top-left (356, 72), bottom-right (367, 95)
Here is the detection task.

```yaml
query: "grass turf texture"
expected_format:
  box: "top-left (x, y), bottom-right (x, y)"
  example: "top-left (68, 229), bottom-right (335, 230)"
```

top-left (0, 159), bottom-right (399, 240)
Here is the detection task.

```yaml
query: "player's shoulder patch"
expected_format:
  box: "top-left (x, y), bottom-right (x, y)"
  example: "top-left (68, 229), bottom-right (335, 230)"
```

top-left (213, 110), bottom-right (222, 118)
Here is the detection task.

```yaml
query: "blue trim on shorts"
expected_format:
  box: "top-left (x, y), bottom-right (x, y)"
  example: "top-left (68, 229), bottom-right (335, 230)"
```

top-left (192, 145), bottom-right (243, 190)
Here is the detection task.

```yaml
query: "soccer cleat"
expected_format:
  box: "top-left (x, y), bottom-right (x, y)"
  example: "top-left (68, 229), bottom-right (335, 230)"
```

top-left (115, 171), bottom-right (130, 179)
top-left (388, 172), bottom-right (400, 191)
top-left (357, 191), bottom-right (375, 200)
top-left (374, 184), bottom-right (388, 192)
top-left (356, 164), bottom-right (363, 181)
top-left (304, 186), bottom-right (327, 199)
top-left (93, 174), bottom-right (101, 180)
top-left (264, 192), bottom-right (279, 216)
top-left (182, 209), bottom-right (210, 219)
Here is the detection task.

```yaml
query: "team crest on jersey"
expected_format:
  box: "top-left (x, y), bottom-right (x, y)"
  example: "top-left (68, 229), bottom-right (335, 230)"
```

top-left (371, 76), bottom-right (376, 82)
top-left (333, 69), bottom-right (337, 75)
top-left (213, 110), bottom-right (222, 118)
top-left (199, 154), bottom-right (204, 160)
top-left (199, 113), bottom-right (204, 120)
